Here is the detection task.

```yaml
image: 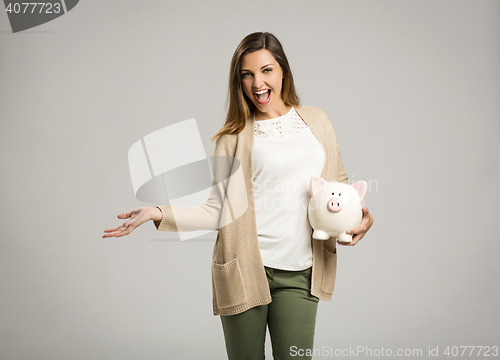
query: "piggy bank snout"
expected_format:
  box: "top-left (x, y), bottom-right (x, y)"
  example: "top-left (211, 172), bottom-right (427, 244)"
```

top-left (327, 197), bottom-right (343, 213)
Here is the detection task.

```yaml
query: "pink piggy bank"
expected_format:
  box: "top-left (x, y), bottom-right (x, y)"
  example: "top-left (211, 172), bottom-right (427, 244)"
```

top-left (308, 177), bottom-right (368, 243)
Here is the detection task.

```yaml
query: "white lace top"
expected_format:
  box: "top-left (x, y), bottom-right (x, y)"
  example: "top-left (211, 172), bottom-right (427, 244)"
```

top-left (254, 107), bottom-right (308, 139)
top-left (252, 107), bottom-right (325, 270)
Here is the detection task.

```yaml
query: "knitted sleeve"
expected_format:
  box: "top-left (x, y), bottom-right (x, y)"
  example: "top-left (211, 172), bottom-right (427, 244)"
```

top-left (153, 134), bottom-right (238, 232)
top-left (336, 142), bottom-right (349, 184)
top-left (317, 106), bottom-right (349, 184)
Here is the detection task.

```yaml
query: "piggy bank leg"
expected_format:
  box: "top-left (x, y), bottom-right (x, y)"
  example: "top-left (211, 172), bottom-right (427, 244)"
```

top-left (312, 229), bottom-right (330, 240)
top-left (337, 233), bottom-right (353, 243)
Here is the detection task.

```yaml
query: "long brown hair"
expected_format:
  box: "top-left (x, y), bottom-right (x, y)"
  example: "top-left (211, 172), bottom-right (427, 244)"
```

top-left (210, 32), bottom-right (300, 142)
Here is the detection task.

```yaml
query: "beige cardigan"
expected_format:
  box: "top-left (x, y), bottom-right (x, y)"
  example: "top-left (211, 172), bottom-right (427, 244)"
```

top-left (153, 105), bottom-right (349, 315)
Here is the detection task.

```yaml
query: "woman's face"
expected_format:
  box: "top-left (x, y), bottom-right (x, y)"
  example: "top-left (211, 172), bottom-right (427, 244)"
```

top-left (240, 49), bottom-right (286, 120)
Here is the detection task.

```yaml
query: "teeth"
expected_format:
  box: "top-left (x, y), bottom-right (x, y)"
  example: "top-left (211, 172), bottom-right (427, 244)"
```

top-left (254, 89), bottom-right (269, 95)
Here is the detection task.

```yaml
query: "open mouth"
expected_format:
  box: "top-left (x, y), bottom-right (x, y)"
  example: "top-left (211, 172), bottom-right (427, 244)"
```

top-left (254, 89), bottom-right (271, 105)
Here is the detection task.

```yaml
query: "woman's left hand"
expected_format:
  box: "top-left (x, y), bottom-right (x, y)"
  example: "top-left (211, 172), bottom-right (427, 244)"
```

top-left (338, 206), bottom-right (374, 246)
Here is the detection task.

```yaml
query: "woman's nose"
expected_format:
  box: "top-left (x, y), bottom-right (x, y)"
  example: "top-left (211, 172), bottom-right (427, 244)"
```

top-left (253, 73), bottom-right (264, 88)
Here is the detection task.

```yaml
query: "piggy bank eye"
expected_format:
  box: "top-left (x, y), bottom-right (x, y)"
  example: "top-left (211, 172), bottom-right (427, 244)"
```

top-left (331, 192), bottom-right (334, 195)
top-left (339, 193), bottom-right (341, 196)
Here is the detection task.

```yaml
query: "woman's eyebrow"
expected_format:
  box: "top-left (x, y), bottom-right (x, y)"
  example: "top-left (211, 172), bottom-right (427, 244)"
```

top-left (241, 63), bottom-right (274, 72)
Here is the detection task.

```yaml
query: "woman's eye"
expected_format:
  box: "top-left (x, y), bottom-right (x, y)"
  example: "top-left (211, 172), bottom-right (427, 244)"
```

top-left (263, 68), bottom-right (272, 73)
top-left (242, 73), bottom-right (252, 78)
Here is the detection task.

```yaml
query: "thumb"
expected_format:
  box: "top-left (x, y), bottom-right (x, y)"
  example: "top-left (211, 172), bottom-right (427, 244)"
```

top-left (117, 211), bottom-right (133, 219)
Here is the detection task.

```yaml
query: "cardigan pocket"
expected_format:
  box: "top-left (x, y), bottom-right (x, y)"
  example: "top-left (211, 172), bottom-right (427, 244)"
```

top-left (213, 258), bottom-right (248, 309)
top-left (321, 247), bottom-right (338, 295)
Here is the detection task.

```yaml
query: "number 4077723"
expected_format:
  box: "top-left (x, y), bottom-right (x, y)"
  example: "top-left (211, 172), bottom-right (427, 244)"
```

top-left (443, 345), bottom-right (498, 357)
top-left (5, 2), bottom-right (62, 14)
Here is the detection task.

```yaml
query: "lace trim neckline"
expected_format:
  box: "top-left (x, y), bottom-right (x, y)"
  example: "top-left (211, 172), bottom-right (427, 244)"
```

top-left (254, 107), bottom-right (308, 139)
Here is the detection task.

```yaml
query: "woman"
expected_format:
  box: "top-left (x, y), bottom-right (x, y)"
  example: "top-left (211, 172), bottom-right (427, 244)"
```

top-left (103, 32), bottom-right (373, 359)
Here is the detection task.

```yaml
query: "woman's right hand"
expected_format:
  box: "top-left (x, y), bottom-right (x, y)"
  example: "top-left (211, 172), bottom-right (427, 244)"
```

top-left (102, 206), bottom-right (162, 238)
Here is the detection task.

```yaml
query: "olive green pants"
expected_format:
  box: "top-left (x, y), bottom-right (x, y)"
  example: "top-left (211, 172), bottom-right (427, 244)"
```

top-left (220, 266), bottom-right (319, 360)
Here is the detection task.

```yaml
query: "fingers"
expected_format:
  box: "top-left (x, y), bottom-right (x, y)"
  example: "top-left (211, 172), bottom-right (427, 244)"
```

top-left (347, 224), bottom-right (364, 235)
top-left (323, 208), bottom-right (375, 247)
top-left (102, 221), bottom-right (135, 238)
top-left (360, 207), bottom-right (374, 232)
top-left (102, 209), bottom-right (141, 238)
top-left (337, 239), bottom-right (356, 246)
top-left (337, 239), bottom-right (357, 246)
top-left (336, 231), bottom-right (366, 246)
top-left (363, 207), bottom-right (374, 226)
top-left (350, 232), bottom-right (365, 245)
top-left (347, 218), bottom-right (371, 235)
top-left (114, 224), bottom-right (133, 238)
top-left (346, 207), bottom-right (370, 235)
top-left (117, 211), bottom-right (133, 219)
top-left (103, 224), bottom-right (124, 233)
top-left (102, 226), bottom-right (130, 238)
top-left (102, 230), bottom-right (120, 238)
top-left (102, 227), bottom-right (123, 238)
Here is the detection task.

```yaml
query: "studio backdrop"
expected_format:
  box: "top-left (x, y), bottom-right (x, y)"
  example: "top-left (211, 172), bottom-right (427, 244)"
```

top-left (1, 1), bottom-right (499, 359)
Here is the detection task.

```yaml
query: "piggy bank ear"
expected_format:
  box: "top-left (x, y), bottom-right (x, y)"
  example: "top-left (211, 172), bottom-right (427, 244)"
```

top-left (310, 176), bottom-right (328, 197)
top-left (352, 181), bottom-right (368, 201)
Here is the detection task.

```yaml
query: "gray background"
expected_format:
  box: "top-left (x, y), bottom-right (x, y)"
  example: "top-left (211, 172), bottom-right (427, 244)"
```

top-left (1, 0), bottom-right (499, 359)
